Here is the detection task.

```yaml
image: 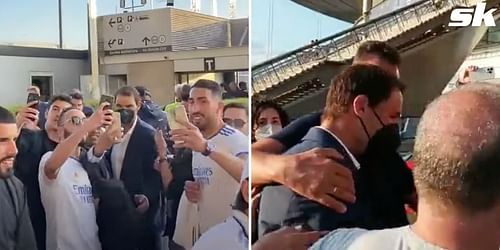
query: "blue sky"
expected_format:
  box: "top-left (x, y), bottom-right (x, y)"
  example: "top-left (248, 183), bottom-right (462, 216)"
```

top-left (251, 0), bottom-right (351, 65)
top-left (0, 0), bottom-right (248, 50)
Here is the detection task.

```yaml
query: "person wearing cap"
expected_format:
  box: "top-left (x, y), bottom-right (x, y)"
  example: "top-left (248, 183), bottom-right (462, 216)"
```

top-left (192, 160), bottom-right (249, 250)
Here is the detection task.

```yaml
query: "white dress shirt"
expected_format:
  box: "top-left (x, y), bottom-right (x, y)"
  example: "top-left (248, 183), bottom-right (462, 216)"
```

top-left (87, 117), bottom-right (138, 179)
top-left (110, 118), bottom-right (138, 179)
top-left (315, 126), bottom-right (360, 169)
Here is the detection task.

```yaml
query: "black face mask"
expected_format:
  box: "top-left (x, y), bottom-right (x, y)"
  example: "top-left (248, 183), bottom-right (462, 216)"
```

top-left (118, 109), bottom-right (135, 125)
top-left (358, 109), bottom-right (401, 157)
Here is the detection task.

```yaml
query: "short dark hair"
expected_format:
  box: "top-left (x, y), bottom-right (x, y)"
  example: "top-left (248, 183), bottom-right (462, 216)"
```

top-left (115, 86), bottom-right (141, 105)
top-left (58, 107), bottom-right (81, 126)
top-left (323, 64), bottom-right (405, 120)
top-left (232, 190), bottom-right (248, 212)
top-left (224, 103), bottom-right (248, 116)
top-left (0, 106), bottom-right (15, 124)
top-left (191, 79), bottom-right (222, 99)
top-left (253, 101), bottom-right (290, 128)
top-left (69, 92), bottom-right (83, 100)
top-left (49, 94), bottom-right (72, 107)
top-left (135, 86), bottom-right (151, 99)
top-left (354, 41), bottom-right (401, 66)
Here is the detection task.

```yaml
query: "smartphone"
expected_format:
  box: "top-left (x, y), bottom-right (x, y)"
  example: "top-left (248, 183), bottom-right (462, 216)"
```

top-left (111, 112), bottom-right (121, 131)
top-left (99, 94), bottom-right (115, 110)
top-left (27, 93), bottom-right (40, 109)
top-left (164, 105), bottom-right (189, 130)
top-left (470, 67), bottom-right (495, 82)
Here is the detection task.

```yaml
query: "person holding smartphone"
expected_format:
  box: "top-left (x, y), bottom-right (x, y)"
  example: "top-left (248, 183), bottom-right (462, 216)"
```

top-left (87, 87), bottom-right (162, 250)
top-left (14, 94), bottom-right (73, 250)
top-left (27, 86), bottom-right (49, 129)
top-left (170, 79), bottom-right (248, 249)
top-left (39, 104), bottom-right (112, 250)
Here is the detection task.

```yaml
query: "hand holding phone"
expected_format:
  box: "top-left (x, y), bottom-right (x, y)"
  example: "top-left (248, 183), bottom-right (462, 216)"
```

top-left (470, 67), bottom-right (495, 82)
top-left (99, 94), bottom-right (115, 110)
top-left (27, 93), bottom-right (40, 109)
top-left (17, 93), bottom-right (41, 127)
top-left (165, 105), bottom-right (189, 130)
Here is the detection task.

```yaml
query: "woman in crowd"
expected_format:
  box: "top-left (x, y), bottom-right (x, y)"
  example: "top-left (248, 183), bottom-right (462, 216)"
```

top-left (252, 101), bottom-right (290, 142)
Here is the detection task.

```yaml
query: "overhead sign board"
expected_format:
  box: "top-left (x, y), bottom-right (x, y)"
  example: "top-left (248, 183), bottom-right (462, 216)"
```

top-left (204, 57), bottom-right (216, 72)
top-left (102, 9), bottom-right (173, 56)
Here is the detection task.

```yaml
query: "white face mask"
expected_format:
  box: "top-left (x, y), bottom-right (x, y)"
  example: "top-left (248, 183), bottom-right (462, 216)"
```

top-left (255, 124), bottom-right (282, 141)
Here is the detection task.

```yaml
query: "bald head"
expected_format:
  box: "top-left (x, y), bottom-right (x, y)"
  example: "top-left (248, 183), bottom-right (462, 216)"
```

top-left (414, 83), bottom-right (500, 214)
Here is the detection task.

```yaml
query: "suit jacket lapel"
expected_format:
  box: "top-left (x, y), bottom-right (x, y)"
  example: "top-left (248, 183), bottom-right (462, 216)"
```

top-left (304, 128), bottom-right (357, 171)
top-left (120, 120), bottom-right (142, 180)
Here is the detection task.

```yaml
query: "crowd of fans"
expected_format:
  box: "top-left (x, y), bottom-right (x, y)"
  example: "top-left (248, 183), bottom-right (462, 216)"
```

top-left (250, 40), bottom-right (500, 250)
top-left (3, 38), bottom-right (497, 250)
top-left (0, 79), bottom-right (249, 250)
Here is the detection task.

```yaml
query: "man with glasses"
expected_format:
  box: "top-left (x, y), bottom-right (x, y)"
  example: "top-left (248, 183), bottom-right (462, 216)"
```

top-left (39, 104), bottom-right (112, 250)
top-left (15, 94), bottom-right (73, 250)
top-left (223, 103), bottom-right (249, 136)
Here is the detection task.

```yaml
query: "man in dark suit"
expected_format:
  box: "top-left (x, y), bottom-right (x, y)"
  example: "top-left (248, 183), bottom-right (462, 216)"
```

top-left (259, 65), bottom-right (405, 234)
top-left (87, 86), bottom-right (162, 250)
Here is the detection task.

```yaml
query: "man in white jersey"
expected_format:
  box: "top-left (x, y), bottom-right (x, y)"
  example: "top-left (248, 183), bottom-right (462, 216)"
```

top-left (192, 159), bottom-right (250, 250)
top-left (311, 83), bottom-right (500, 250)
top-left (39, 103), bottom-right (114, 250)
top-left (171, 79), bottom-right (248, 249)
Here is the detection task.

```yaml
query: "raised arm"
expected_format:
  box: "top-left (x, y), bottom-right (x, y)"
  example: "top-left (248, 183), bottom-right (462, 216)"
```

top-left (44, 104), bottom-right (112, 179)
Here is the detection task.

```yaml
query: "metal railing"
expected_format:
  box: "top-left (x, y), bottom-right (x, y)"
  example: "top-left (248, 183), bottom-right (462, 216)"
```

top-left (252, 0), bottom-right (477, 94)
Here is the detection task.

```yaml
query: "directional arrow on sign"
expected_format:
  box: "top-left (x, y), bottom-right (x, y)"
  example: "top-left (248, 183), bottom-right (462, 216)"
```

top-left (108, 39), bottom-right (116, 48)
top-left (142, 37), bottom-right (151, 46)
top-left (108, 18), bottom-right (116, 28)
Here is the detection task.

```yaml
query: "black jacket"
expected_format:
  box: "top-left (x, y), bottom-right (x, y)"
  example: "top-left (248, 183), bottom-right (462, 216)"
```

top-left (84, 119), bottom-right (162, 250)
top-left (95, 179), bottom-right (143, 250)
top-left (14, 129), bottom-right (57, 250)
top-left (0, 176), bottom-right (37, 250)
top-left (259, 127), bottom-right (366, 236)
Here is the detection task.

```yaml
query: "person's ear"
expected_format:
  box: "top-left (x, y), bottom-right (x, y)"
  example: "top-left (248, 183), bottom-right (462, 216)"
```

top-left (352, 95), bottom-right (369, 117)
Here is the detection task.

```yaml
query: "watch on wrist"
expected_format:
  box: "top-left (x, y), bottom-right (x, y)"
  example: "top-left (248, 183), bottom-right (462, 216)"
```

top-left (202, 141), bottom-right (215, 156)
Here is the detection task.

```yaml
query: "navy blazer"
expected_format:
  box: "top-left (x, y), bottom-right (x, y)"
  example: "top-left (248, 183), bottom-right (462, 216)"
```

top-left (99, 119), bottom-right (161, 225)
top-left (259, 127), bottom-right (372, 236)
